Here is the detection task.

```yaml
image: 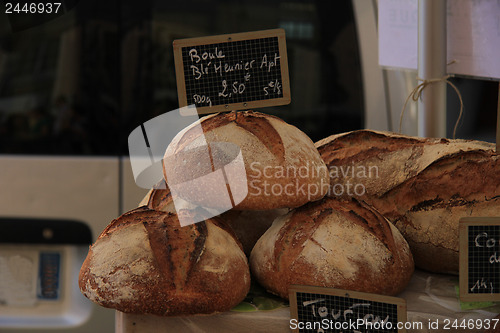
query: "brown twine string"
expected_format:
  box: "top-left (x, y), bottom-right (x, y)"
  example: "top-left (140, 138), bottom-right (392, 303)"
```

top-left (399, 75), bottom-right (464, 139)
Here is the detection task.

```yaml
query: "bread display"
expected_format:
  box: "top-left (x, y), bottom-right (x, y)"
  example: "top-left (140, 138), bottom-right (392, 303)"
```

top-left (79, 207), bottom-right (250, 316)
top-left (250, 196), bottom-right (414, 299)
top-left (163, 110), bottom-right (329, 210)
top-left (316, 129), bottom-right (499, 274)
top-left (81, 107), bottom-right (500, 327)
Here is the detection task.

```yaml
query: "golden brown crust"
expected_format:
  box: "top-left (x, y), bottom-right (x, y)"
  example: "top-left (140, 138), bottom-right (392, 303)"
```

top-left (250, 197), bottom-right (414, 299)
top-left (163, 110), bottom-right (329, 210)
top-left (79, 207), bottom-right (250, 316)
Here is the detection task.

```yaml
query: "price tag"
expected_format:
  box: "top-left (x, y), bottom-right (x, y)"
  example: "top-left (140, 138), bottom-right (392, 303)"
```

top-left (459, 217), bottom-right (500, 302)
top-left (173, 29), bottom-right (290, 114)
top-left (289, 285), bottom-right (407, 332)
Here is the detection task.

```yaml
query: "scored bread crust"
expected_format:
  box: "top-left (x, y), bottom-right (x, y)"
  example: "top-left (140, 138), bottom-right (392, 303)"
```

top-left (372, 150), bottom-right (500, 273)
top-left (315, 129), bottom-right (498, 274)
top-left (316, 129), bottom-right (494, 198)
top-left (78, 207), bottom-right (250, 316)
top-left (163, 111), bottom-right (329, 210)
top-left (250, 197), bottom-right (414, 299)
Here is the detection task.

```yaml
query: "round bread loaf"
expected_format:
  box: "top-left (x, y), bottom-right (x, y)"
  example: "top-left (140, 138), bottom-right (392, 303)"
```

top-left (316, 130), bottom-right (499, 274)
top-left (250, 197), bottom-right (414, 299)
top-left (163, 110), bottom-right (329, 210)
top-left (141, 179), bottom-right (287, 256)
top-left (79, 207), bottom-right (250, 316)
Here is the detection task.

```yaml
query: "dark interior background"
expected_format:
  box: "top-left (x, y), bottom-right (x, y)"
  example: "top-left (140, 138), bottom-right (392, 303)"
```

top-left (0, 0), bottom-right (496, 156)
top-left (0, 0), bottom-right (363, 155)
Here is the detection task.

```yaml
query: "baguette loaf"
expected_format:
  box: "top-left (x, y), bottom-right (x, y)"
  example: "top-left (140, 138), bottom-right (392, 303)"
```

top-left (163, 111), bottom-right (329, 210)
top-left (250, 197), bottom-right (414, 299)
top-left (79, 207), bottom-right (250, 316)
top-left (316, 130), bottom-right (499, 274)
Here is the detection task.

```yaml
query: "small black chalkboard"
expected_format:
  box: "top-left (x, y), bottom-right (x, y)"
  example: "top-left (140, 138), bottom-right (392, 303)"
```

top-left (459, 217), bottom-right (500, 302)
top-left (289, 285), bottom-right (407, 333)
top-left (173, 29), bottom-right (290, 114)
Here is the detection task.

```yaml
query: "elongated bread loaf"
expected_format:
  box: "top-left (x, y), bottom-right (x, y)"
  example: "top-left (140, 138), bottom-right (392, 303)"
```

top-left (163, 111), bottom-right (329, 210)
top-left (79, 207), bottom-right (250, 316)
top-left (316, 130), bottom-right (499, 274)
top-left (316, 129), bottom-right (494, 198)
top-left (373, 150), bottom-right (500, 273)
top-left (250, 197), bottom-right (414, 299)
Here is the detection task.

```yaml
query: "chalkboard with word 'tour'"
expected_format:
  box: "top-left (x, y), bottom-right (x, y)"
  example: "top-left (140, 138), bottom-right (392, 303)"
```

top-left (173, 29), bottom-right (290, 114)
top-left (289, 285), bottom-right (407, 333)
top-left (459, 217), bottom-right (500, 302)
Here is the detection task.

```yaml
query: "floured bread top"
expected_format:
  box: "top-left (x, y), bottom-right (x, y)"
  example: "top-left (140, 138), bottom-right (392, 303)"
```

top-left (82, 222), bottom-right (157, 304)
top-left (250, 197), bottom-right (414, 298)
top-left (202, 221), bottom-right (248, 278)
top-left (79, 207), bottom-right (250, 315)
top-left (298, 210), bottom-right (391, 282)
top-left (162, 110), bottom-right (329, 210)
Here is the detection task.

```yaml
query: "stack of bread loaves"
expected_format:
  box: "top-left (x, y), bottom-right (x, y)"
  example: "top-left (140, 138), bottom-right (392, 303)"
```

top-left (79, 110), bottom-right (334, 315)
top-left (80, 112), bottom-right (422, 316)
top-left (315, 129), bottom-right (499, 274)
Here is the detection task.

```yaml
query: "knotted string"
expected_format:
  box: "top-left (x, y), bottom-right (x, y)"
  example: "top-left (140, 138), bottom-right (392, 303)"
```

top-left (399, 75), bottom-right (464, 139)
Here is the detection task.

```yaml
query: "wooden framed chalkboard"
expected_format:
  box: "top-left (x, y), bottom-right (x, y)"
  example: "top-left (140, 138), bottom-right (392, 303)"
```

top-left (289, 285), bottom-right (407, 332)
top-left (459, 217), bottom-right (500, 302)
top-left (173, 29), bottom-right (290, 114)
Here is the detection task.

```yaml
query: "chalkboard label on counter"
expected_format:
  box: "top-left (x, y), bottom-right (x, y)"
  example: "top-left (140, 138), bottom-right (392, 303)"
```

top-left (289, 285), bottom-right (407, 333)
top-left (173, 29), bottom-right (290, 114)
top-left (459, 217), bottom-right (500, 302)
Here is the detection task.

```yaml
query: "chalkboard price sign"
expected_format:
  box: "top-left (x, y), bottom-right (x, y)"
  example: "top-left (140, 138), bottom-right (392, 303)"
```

top-left (289, 285), bottom-right (407, 333)
top-left (459, 217), bottom-right (500, 302)
top-left (173, 29), bottom-right (290, 114)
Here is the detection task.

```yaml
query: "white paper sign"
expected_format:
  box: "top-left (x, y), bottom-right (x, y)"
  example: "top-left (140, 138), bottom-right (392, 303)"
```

top-left (379, 0), bottom-right (500, 80)
top-left (378, 0), bottom-right (418, 71)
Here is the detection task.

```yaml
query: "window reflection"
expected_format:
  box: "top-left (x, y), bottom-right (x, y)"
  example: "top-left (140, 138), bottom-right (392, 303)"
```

top-left (0, 0), bottom-right (363, 155)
